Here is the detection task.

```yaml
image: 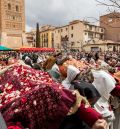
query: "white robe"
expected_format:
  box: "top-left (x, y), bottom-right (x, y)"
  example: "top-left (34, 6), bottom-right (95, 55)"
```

top-left (92, 70), bottom-right (116, 129)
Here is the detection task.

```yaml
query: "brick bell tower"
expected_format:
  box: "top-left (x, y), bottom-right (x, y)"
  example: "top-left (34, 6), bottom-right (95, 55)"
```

top-left (0, 0), bottom-right (27, 48)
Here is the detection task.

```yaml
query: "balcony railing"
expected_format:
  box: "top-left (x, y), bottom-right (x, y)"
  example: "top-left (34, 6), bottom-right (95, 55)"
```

top-left (85, 28), bottom-right (104, 33)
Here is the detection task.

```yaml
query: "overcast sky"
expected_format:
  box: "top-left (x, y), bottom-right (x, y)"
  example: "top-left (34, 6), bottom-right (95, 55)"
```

top-left (25, 0), bottom-right (108, 31)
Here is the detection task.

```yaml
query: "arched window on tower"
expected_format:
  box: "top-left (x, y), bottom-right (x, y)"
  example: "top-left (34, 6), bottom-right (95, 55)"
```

top-left (8, 3), bottom-right (11, 10)
top-left (16, 5), bottom-right (19, 12)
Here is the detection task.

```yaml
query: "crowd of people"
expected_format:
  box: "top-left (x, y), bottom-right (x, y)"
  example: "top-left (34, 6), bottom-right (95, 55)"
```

top-left (0, 50), bottom-right (120, 129)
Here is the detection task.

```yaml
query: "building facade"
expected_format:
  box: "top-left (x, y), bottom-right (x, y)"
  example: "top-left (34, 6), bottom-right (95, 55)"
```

top-left (0, 0), bottom-right (28, 48)
top-left (39, 25), bottom-right (55, 48)
top-left (100, 12), bottom-right (120, 42)
top-left (53, 20), bottom-right (105, 51)
top-left (26, 30), bottom-right (36, 47)
top-left (83, 39), bottom-right (120, 52)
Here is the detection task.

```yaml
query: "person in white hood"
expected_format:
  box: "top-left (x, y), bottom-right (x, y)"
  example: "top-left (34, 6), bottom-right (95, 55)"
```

top-left (62, 65), bottom-right (80, 90)
top-left (92, 70), bottom-right (116, 129)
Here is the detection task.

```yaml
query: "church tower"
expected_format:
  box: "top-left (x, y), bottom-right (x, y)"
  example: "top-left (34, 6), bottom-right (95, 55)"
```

top-left (0, 0), bottom-right (27, 48)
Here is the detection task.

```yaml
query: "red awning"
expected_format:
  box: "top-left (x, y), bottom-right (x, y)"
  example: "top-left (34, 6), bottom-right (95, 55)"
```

top-left (19, 48), bottom-right (55, 52)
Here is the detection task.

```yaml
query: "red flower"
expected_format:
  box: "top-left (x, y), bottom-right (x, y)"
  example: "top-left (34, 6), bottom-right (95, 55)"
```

top-left (17, 68), bottom-right (22, 74)
top-left (8, 126), bottom-right (22, 129)
top-left (21, 97), bottom-right (27, 104)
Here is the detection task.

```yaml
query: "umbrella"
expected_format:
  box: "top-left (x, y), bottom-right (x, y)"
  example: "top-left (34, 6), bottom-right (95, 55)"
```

top-left (0, 46), bottom-right (12, 51)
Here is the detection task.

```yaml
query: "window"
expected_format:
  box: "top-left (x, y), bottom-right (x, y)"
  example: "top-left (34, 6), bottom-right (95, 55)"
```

top-left (13, 16), bottom-right (15, 20)
top-left (101, 29), bottom-right (104, 32)
top-left (61, 29), bottom-right (63, 32)
top-left (58, 30), bottom-right (60, 33)
top-left (100, 34), bottom-right (104, 39)
top-left (71, 34), bottom-right (73, 38)
top-left (95, 27), bottom-right (97, 31)
top-left (95, 34), bottom-right (98, 38)
top-left (85, 33), bottom-right (87, 35)
top-left (85, 25), bottom-right (87, 29)
top-left (8, 3), bottom-right (11, 10)
top-left (91, 47), bottom-right (99, 52)
top-left (89, 26), bottom-right (92, 30)
top-left (88, 33), bottom-right (93, 39)
top-left (71, 26), bottom-right (73, 30)
top-left (66, 28), bottom-right (68, 31)
top-left (13, 24), bottom-right (15, 28)
top-left (16, 5), bottom-right (19, 12)
top-left (52, 33), bottom-right (54, 37)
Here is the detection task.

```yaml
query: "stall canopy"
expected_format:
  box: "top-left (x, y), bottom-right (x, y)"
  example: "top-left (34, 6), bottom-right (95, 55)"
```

top-left (0, 46), bottom-right (13, 51)
top-left (19, 47), bottom-right (55, 52)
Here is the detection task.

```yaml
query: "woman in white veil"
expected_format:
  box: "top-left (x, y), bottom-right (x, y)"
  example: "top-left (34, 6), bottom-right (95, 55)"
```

top-left (92, 70), bottom-right (116, 129)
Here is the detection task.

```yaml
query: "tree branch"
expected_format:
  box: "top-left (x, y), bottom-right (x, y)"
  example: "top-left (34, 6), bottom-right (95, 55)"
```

top-left (109, 0), bottom-right (120, 8)
top-left (95, 0), bottom-right (120, 9)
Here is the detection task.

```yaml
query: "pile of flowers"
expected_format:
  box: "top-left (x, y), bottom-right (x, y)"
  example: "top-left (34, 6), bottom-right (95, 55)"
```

top-left (0, 64), bottom-right (55, 108)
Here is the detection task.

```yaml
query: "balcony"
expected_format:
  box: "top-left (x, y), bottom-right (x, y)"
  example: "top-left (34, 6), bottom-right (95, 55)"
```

top-left (85, 26), bottom-right (104, 34)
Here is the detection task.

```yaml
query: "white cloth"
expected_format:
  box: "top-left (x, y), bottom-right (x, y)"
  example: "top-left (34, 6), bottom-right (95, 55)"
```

top-left (94, 97), bottom-right (115, 119)
top-left (92, 70), bottom-right (116, 100)
top-left (98, 60), bottom-right (109, 67)
top-left (94, 97), bottom-right (115, 129)
top-left (101, 61), bottom-right (109, 67)
top-left (20, 53), bottom-right (23, 60)
top-left (37, 57), bottom-right (43, 63)
top-left (92, 70), bottom-right (116, 129)
top-left (90, 58), bottom-right (95, 64)
top-left (25, 56), bottom-right (30, 61)
top-left (62, 65), bottom-right (80, 89)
